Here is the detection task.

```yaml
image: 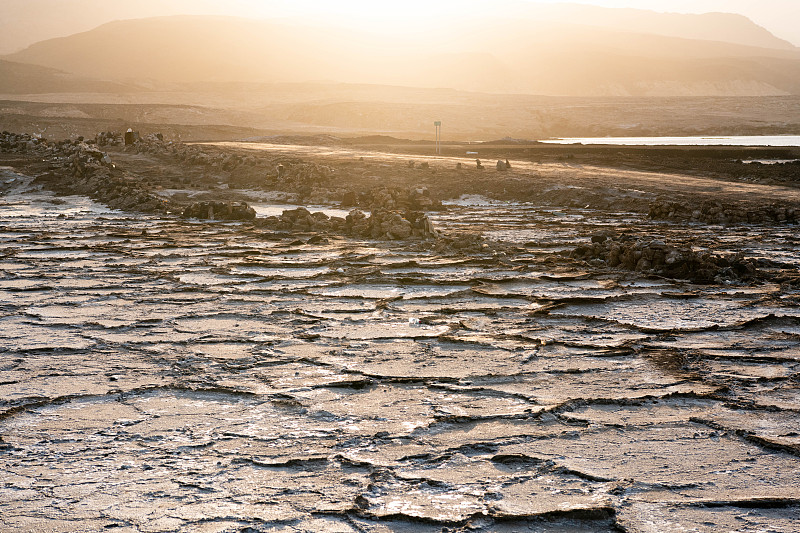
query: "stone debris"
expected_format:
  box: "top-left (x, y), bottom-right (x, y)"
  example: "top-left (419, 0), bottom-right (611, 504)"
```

top-left (181, 200), bottom-right (256, 221)
top-left (571, 234), bottom-right (767, 283)
top-left (256, 207), bottom-right (438, 240)
top-left (340, 186), bottom-right (444, 211)
top-left (0, 132), bottom-right (170, 213)
top-left (94, 130), bottom-right (123, 146)
top-left (649, 197), bottom-right (799, 225)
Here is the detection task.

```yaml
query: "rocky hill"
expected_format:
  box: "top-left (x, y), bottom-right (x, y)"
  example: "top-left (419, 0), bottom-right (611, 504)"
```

top-left (3, 9), bottom-right (800, 96)
top-left (0, 59), bottom-right (132, 94)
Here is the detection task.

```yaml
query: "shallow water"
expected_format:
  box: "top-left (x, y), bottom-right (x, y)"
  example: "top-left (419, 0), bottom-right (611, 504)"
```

top-left (540, 135), bottom-right (800, 147)
top-left (1, 175), bottom-right (800, 532)
top-left (742, 159), bottom-right (800, 164)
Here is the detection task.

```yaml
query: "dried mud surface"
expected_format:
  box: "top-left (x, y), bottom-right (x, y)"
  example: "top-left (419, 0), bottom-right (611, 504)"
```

top-left (1, 138), bottom-right (800, 533)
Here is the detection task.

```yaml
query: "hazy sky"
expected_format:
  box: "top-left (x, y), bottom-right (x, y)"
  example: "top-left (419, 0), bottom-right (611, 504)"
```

top-left (1, 0), bottom-right (798, 54)
top-left (191, 1), bottom-right (800, 45)
top-left (536, 1), bottom-right (800, 45)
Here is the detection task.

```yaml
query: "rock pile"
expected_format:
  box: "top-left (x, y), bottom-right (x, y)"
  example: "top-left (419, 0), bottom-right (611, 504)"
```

top-left (571, 234), bottom-right (762, 283)
top-left (257, 207), bottom-right (438, 240)
top-left (181, 201), bottom-right (256, 221)
top-left (0, 132), bottom-right (170, 214)
top-left (0, 131), bottom-right (46, 153)
top-left (269, 207), bottom-right (339, 232)
top-left (1, 132), bottom-right (442, 235)
top-left (341, 187), bottom-right (443, 211)
top-left (94, 131), bottom-right (123, 147)
top-left (347, 209), bottom-right (437, 240)
top-left (649, 198), bottom-right (798, 225)
top-left (41, 133), bottom-right (446, 215)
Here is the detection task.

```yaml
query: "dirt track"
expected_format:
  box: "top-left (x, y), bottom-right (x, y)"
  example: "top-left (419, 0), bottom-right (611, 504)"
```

top-left (191, 140), bottom-right (800, 206)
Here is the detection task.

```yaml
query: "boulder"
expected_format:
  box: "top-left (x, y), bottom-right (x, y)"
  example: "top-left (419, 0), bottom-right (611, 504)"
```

top-left (181, 201), bottom-right (256, 221)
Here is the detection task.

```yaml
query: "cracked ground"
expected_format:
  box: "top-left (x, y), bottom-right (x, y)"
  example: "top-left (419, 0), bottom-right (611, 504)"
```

top-left (1, 165), bottom-right (800, 533)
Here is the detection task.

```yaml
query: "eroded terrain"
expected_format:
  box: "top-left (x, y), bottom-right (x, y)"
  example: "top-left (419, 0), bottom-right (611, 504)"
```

top-left (1, 135), bottom-right (800, 533)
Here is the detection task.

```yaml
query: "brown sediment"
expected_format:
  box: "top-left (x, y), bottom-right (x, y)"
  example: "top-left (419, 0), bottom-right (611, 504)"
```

top-left (1, 131), bottom-right (799, 531)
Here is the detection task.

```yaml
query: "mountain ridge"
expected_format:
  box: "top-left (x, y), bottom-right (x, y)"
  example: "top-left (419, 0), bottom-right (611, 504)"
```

top-left (506, 3), bottom-right (797, 51)
top-left (0, 59), bottom-right (133, 94)
top-left (4, 13), bottom-right (800, 97)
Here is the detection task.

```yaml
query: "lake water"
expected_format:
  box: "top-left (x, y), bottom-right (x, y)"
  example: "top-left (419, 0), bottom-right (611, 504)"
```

top-left (741, 159), bottom-right (800, 165)
top-left (541, 135), bottom-right (800, 147)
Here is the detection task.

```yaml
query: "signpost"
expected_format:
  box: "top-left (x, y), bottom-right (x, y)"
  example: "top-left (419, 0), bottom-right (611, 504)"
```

top-left (434, 121), bottom-right (442, 155)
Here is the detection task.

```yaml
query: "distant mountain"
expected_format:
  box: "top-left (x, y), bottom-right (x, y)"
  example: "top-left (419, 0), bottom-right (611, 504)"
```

top-left (506, 3), bottom-right (797, 51)
top-left (4, 12), bottom-right (800, 96)
top-left (4, 17), bottom-right (351, 84)
top-left (0, 0), bottom-right (200, 55)
top-left (1, 1), bottom-right (797, 55)
top-left (0, 59), bottom-right (131, 94)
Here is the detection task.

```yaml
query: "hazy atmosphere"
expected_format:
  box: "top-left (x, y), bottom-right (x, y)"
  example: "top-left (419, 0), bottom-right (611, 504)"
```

top-left (2, 0), bottom-right (800, 53)
top-left (1, 1), bottom-right (800, 533)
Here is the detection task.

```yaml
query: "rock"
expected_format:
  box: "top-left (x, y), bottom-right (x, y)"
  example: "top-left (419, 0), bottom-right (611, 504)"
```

top-left (341, 191), bottom-right (357, 207)
top-left (306, 235), bottom-right (328, 245)
top-left (329, 216), bottom-right (346, 230)
top-left (420, 215), bottom-right (438, 238)
top-left (387, 220), bottom-right (412, 240)
top-left (346, 209), bottom-right (367, 223)
top-left (181, 201), bottom-right (256, 221)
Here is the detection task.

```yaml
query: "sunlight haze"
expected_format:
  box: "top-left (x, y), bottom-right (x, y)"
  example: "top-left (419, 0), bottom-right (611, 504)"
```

top-left (200, 0), bottom-right (800, 44)
top-left (0, 0), bottom-right (798, 54)
top-left (3, 0), bottom-right (799, 97)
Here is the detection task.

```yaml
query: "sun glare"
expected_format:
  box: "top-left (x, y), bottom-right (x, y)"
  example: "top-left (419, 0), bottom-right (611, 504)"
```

top-left (238, 0), bottom-right (488, 34)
